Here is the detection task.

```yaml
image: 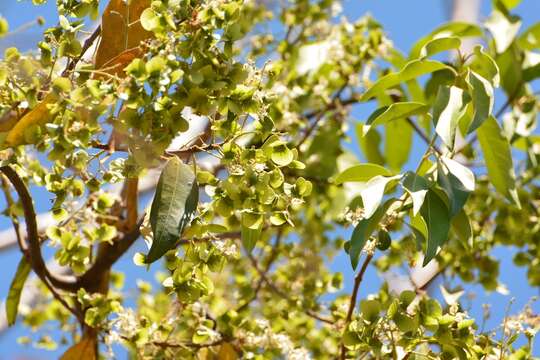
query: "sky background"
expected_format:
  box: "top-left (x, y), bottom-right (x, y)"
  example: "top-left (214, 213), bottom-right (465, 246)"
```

top-left (0, 0), bottom-right (539, 358)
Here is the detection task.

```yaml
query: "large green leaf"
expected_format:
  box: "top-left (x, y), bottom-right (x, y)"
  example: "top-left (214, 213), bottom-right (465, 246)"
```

top-left (469, 46), bottom-right (500, 87)
top-left (433, 86), bottom-right (468, 150)
top-left (440, 157), bottom-right (475, 192)
top-left (466, 70), bottom-right (494, 133)
top-left (451, 210), bottom-right (473, 248)
top-left (497, 44), bottom-right (524, 97)
top-left (360, 60), bottom-right (455, 101)
top-left (420, 37), bottom-right (461, 58)
top-left (6, 256), bottom-right (32, 326)
top-left (360, 102), bottom-right (429, 136)
top-left (477, 116), bottom-right (521, 207)
top-left (420, 190), bottom-right (451, 266)
top-left (334, 163), bottom-right (392, 184)
top-left (385, 118), bottom-right (413, 171)
top-left (356, 125), bottom-right (385, 165)
top-left (410, 22), bottom-right (482, 59)
top-left (147, 156), bottom-right (199, 263)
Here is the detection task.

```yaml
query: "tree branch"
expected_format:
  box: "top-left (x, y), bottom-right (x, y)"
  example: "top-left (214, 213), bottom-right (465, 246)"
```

top-left (340, 253), bottom-right (373, 360)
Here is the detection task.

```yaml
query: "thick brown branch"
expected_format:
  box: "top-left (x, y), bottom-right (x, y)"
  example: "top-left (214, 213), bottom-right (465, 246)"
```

top-left (0, 166), bottom-right (78, 292)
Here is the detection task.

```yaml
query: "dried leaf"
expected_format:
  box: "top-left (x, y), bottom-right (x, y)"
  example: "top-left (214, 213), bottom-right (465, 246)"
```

top-left (60, 336), bottom-right (97, 360)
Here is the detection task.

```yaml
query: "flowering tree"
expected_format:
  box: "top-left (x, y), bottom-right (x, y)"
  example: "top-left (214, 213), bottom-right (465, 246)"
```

top-left (0, 0), bottom-right (539, 358)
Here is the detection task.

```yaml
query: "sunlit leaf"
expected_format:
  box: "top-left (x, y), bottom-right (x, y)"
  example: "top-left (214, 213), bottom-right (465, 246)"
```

top-left (485, 9), bottom-right (521, 54)
top-left (466, 70), bottom-right (494, 133)
top-left (420, 37), bottom-right (461, 58)
top-left (334, 163), bottom-right (392, 184)
top-left (385, 118), bottom-right (413, 172)
top-left (440, 157), bottom-right (475, 192)
top-left (402, 172), bottom-right (429, 216)
top-left (410, 22), bottom-right (482, 59)
top-left (361, 102), bottom-right (429, 136)
top-left (360, 175), bottom-right (401, 219)
top-left (477, 116), bottom-right (520, 207)
top-left (60, 336), bottom-right (97, 360)
top-left (360, 59), bottom-right (456, 101)
top-left (433, 86), bottom-right (468, 150)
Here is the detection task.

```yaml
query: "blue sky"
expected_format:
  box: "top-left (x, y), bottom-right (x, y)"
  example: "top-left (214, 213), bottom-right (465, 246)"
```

top-left (0, 0), bottom-right (539, 358)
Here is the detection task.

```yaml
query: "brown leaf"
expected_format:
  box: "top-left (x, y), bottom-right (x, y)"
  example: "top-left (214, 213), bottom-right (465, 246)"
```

top-left (98, 47), bottom-right (143, 76)
top-left (218, 343), bottom-right (238, 360)
top-left (60, 336), bottom-right (97, 360)
top-left (4, 94), bottom-right (57, 147)
top-left (94, 0), bottom-right (152, 72)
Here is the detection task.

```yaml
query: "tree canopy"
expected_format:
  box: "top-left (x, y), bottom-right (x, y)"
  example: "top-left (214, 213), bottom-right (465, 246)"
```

top-left (0, 0), bottom-right (539, 358)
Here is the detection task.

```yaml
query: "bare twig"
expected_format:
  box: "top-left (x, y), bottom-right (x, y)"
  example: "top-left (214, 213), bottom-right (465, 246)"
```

top-left (340, 253), bottom-right (374, 360)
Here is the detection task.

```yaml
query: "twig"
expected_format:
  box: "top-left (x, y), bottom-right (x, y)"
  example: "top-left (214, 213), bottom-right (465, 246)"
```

top-left (340, 253), bottom-right (374, 360)
top-left (246, 252), bottom-right (334, 325)
top-left (62, 25), bottom-right (102, 77)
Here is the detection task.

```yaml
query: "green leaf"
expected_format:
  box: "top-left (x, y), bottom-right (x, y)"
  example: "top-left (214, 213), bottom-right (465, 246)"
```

top-left (496, 44), bottom-right (524, 97)
top-left (420, 37), bottom-right (461, 58)
top-left (402, 172), bottom-right (429, 216)
top-left (349, 200), bottom-right (393, 269)
top-left (410, 22), bottom-right (482, 59)
top-left (360, 59), bottom-right (456, 101)
top-left (433, 86), bottom-right (468, 150)
top-left (466, 70), bottom-right (494, 133)
top-left (485, 9), bottom-right (521, 54)
top-left (477, 116), bottom-right (521, 207)
top-left (469, 46), bottom-right (500, 87)
top-left (361, 102), bottom-right (429, 135)
top-left (147, 157), bottom-right (199, 263)
top-left (270, 143), bottom-right (294, 167)
top-left (385, 118), bottom-right (413, 171)
top-left (451, 210), bottom-right (473, 248)
top-left (6, 256), bottom-right (32, 326)
top-left (360, 175), bottom-right (401, 219)
top-left (356, 125), bottom-right (385, 165)
top-left (241, 223), bottom-right (262, 252)
top-left (440, 157), bottom-right (475, 192)
top-left (518, 22), bottom-right (540, 50)
top-left (334, 163), bottom-right (392, 184)
top-left (420, 190), bottom-right (451, 266)
top-left (360, 299), bottom-right (381, 322)
top-left (499, 0), bottom-right (522, 10)
top-left (437, 163), bottom-right (470, 217)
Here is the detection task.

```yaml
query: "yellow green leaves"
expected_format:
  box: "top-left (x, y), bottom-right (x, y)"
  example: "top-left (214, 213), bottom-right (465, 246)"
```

top-left (0, 16), bottom-right (8, 37)
top-left (402, 172), bottom-right (429, 216)
top-left (360, 102), bottom-right (429, 136)
top-left (360, 59), bottom-right (455, 101)
top-left (360, 175), bottom-right (401, 219)
top-left (146, 157), bottom-right (199, 263)
top-left (94, 0), bottom-right (152, 72)
top-left (59, 336), bottom-right (97, 360)
top-left (419, 37), bottom-right (461, 58)
top-left (433, 86), bottom-right (468, 150)
top-left (6, 257), bottom-right (32, 326)
top-left (335, 163), bottom-right (392, 184)
top-left (477, 116), bottom-right (521, 207)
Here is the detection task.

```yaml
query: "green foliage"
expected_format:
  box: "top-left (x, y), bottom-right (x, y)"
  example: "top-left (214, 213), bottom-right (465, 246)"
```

top-left (0, 0), bottom-right (538, 358)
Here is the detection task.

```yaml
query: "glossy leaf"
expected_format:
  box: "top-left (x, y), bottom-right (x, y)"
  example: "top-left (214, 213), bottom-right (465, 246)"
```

top-left (440, 157), bottom-right (475, 192)
top-left (402, 172), bottom-right (429, 216)
top-left (147, 157), bottom-right (199, 263)
top-left (437, 163), bottom-right (470, 217)
top-left (334, 163), bottom-right (392, 184)
top-left (466, 70), bottom-right (494, 133)
top-left (410, 22), bottom-right (482, 59)
top-left (518, 22), bottom-right (540, 50)
top-left (477, 116), bottom-right (521, 207)
top-left (361, 102), bottom-right (429, 135)
top-left (433, 86), bottom-right (468, 150)
top-left (420, 190), bottom-right (450, 266)
top-left (469, 45), bottom-right (501, 87)
top-left (360, 59), bottom-right (455, 101)
top-left (360, 175), bottom-right (401, 219)
top-left (420, 37), bottom-right (461, 58)
top-left (485, 9), bottom-right (521, 54)
top-left (6, 257), bottom-right (31, 326)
